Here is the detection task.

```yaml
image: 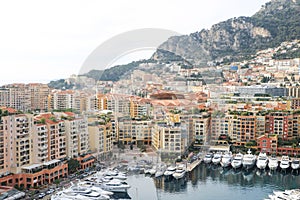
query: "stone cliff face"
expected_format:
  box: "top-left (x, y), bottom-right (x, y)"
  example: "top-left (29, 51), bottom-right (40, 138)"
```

top-left (152, 0), bottom-right (300, 66)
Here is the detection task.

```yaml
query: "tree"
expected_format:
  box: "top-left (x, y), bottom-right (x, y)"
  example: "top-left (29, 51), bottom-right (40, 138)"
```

top-left (68, 158), bottom-right (80, 174)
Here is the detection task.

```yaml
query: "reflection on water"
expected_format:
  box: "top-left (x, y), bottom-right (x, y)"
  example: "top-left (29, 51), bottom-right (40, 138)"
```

top-left (126, 163), bottom-right (300, 200)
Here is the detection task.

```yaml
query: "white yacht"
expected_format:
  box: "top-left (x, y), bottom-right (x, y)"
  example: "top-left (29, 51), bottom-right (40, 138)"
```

top-left (203, 153), bottom-right (214, 164)
top-left (155, 164), bottom-right (167, 178)
top-left (291, 158), bottom-right (300, 170)
top-left (266, 189), bottom-right (300, 200)
top-left (280, 156), bottom-right (290, 171)
top-left (101, 179), bottom-right (131, 192)
top-left (268, 156), bottom-right (279, 171)
top-left (242, 149), bottom-right (257, 170)
top-left (172, 164), bottom-right (186, 179)
top-left (212, 152), bottom-right (222, 165)
top-left (62, 187), bottom-right (110, 200)
top-left (148, 165), bottom-right (157, 176)
top-left (231, 153), bottom-right (244, 169)
top-left (76, 181), bottom-right (114, 196)
top-left (51, 191), bottom-right (90, 200)
top-left (163, 166), bottom-right (176, 177)
top-left (220, 152), bottom-right (233, 168)
top-left (104, 170), bottom-right (127, 180)
top-left (256, 152), bottom-right (269, 170)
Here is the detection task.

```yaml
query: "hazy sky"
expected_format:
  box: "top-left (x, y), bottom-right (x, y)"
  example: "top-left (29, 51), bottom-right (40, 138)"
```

top-left (0, 0), bottom-right (269, 85)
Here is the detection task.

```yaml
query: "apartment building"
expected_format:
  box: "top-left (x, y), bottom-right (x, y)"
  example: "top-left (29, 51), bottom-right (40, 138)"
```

top-left (28, 83), bottom-right (50, 111)
top-left (231, 113), bottom-right (256, 146)
top-left (0, 111), bottom-right (94, 188)
top-left (290, 98), bottom-right (300, 110)
top-left (64, 114), bottom-right (89, 158)
top-left (0, 123), bottom-right (8, 177)
top-left (0, 84), bottom-right (50, 112)
top-left (192, 114), bottom-right (211, 147)
top-left (152, 123), bottom-right (185, 155)
top-left (210, 115), bottom-right (231, 142)
top-left (88, 122), bottom-right (113, 160)
top-left (48, 90), bottom-right (75, 111)
top-left (31, 123), bottom-right (49, 163)
top-left (266, 112), bottom-right (293, 140)
top-left (3, 114), bottom-right (32, 174)
top-left (255, 115), bottom-right (266, 138)
top-left (34, 114), bottom-right (67, 161)
top-left (0, 88), bottom-right (10, 108)
top-left (0, 84), bottom-right (31, 112)
top-left (129, 97), bottom-right (151, 118)
top-left (106, 94), bottom-right (130, 115)
top-left (117, 118), bottom-right (152, 145)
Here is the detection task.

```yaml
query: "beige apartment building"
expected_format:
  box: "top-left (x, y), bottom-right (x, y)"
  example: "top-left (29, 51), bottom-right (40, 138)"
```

top-left (117, 118), bottom-right (152, 145)
top-left (28, 83), bottom-right (50, 111)
top-left (31, 123), bottom-right (49, 163)
top-left (192, 114), bottom-right (211, 147)
top-left (0, 84), bottom-right (31, 112)
top-left (0, 83), bottom-right (50, 112)
top-left (64, 115), bottom-right (89, 158)
top-left (97, 94), bottom-right (130, 115)
top-left (210, 115), bottom-right (232, 143)
top-left (0, 122), bottom-right (8, 176)
top-left (48, 90), bottom-right (75, 111)
top-left (2, 114), bottom-right (32, 174)
top-left (152, 123), bottom-right (185, 155)
top-left (88, 123), bottom-right (113, 160)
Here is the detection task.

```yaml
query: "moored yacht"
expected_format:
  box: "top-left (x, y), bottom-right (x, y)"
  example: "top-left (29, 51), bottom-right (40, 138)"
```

top-left (256, 152), bottom-right (268, 170)
top-left (104, 170), bottom-right (127, 180)
top-left (51, 191), bottom-right (91, 200)
top-left (291, 158), bottom-right (300, 170)
top-left (64, 186), bottom-right (110, 200)
top-left (101, 179), bottom-right (131, 192)
top-left (203, 153), bottom-right (214, 164)
top-left (172, 164), bottom-right (186, 180)
top-left (280, 155), bottom-right (290, 171)
top-left (164, 166), bottom-right (176, 177)
top-left (76, 181), bottom-right (114, 196)
top-left (242, 149), bottom-right (257, 170)
top-left (212, 152), bottom-right (222, 165)
top-left (267, 189), bottom-right (300, 200)
top-left (231, 153), bottom-right (244, 169)
top-left (268, 156), bottom-right (279, 171)
top-left (148, 165), bottom-right (157, 176)
top-left (155, 164), bottom-right (167, 178)
top-left (220, 152), bottom-right (233, 168)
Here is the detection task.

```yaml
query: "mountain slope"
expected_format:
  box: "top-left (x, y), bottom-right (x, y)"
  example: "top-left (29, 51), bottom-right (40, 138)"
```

top-left (153, 0), bottom-right (300, 66)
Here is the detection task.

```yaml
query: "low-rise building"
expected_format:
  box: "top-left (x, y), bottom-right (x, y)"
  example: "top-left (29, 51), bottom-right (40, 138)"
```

top-left (256, 134), bottom-right (277, 154)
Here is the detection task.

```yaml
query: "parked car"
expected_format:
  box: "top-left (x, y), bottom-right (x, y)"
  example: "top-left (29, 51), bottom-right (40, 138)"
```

top-left (38, 192), bottom-right (46, 199)
top-left (46, 189), bottom-right (54, 194)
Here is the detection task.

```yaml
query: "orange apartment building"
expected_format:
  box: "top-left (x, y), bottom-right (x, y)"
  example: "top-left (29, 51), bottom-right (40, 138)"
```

top-left (231, 114), bottom-right (256, 146)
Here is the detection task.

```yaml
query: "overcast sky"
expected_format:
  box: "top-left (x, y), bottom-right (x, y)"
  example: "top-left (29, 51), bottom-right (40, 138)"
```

top-left (0, 0), bottom-right (269, 85)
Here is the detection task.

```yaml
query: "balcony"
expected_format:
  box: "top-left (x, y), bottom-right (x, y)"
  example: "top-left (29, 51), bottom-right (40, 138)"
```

top-left (38, 145), bottom-right (48, 151)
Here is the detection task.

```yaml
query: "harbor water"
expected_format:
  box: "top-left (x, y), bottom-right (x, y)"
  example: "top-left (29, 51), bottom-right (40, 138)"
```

top-left (124, 164), bottom-right (300, 200)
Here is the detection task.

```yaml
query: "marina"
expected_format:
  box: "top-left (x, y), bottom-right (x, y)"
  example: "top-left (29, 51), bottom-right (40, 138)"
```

top-left (47, 150), bottom-right (300, 200)
top-left (126, 163), bottom-right (300, 200)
